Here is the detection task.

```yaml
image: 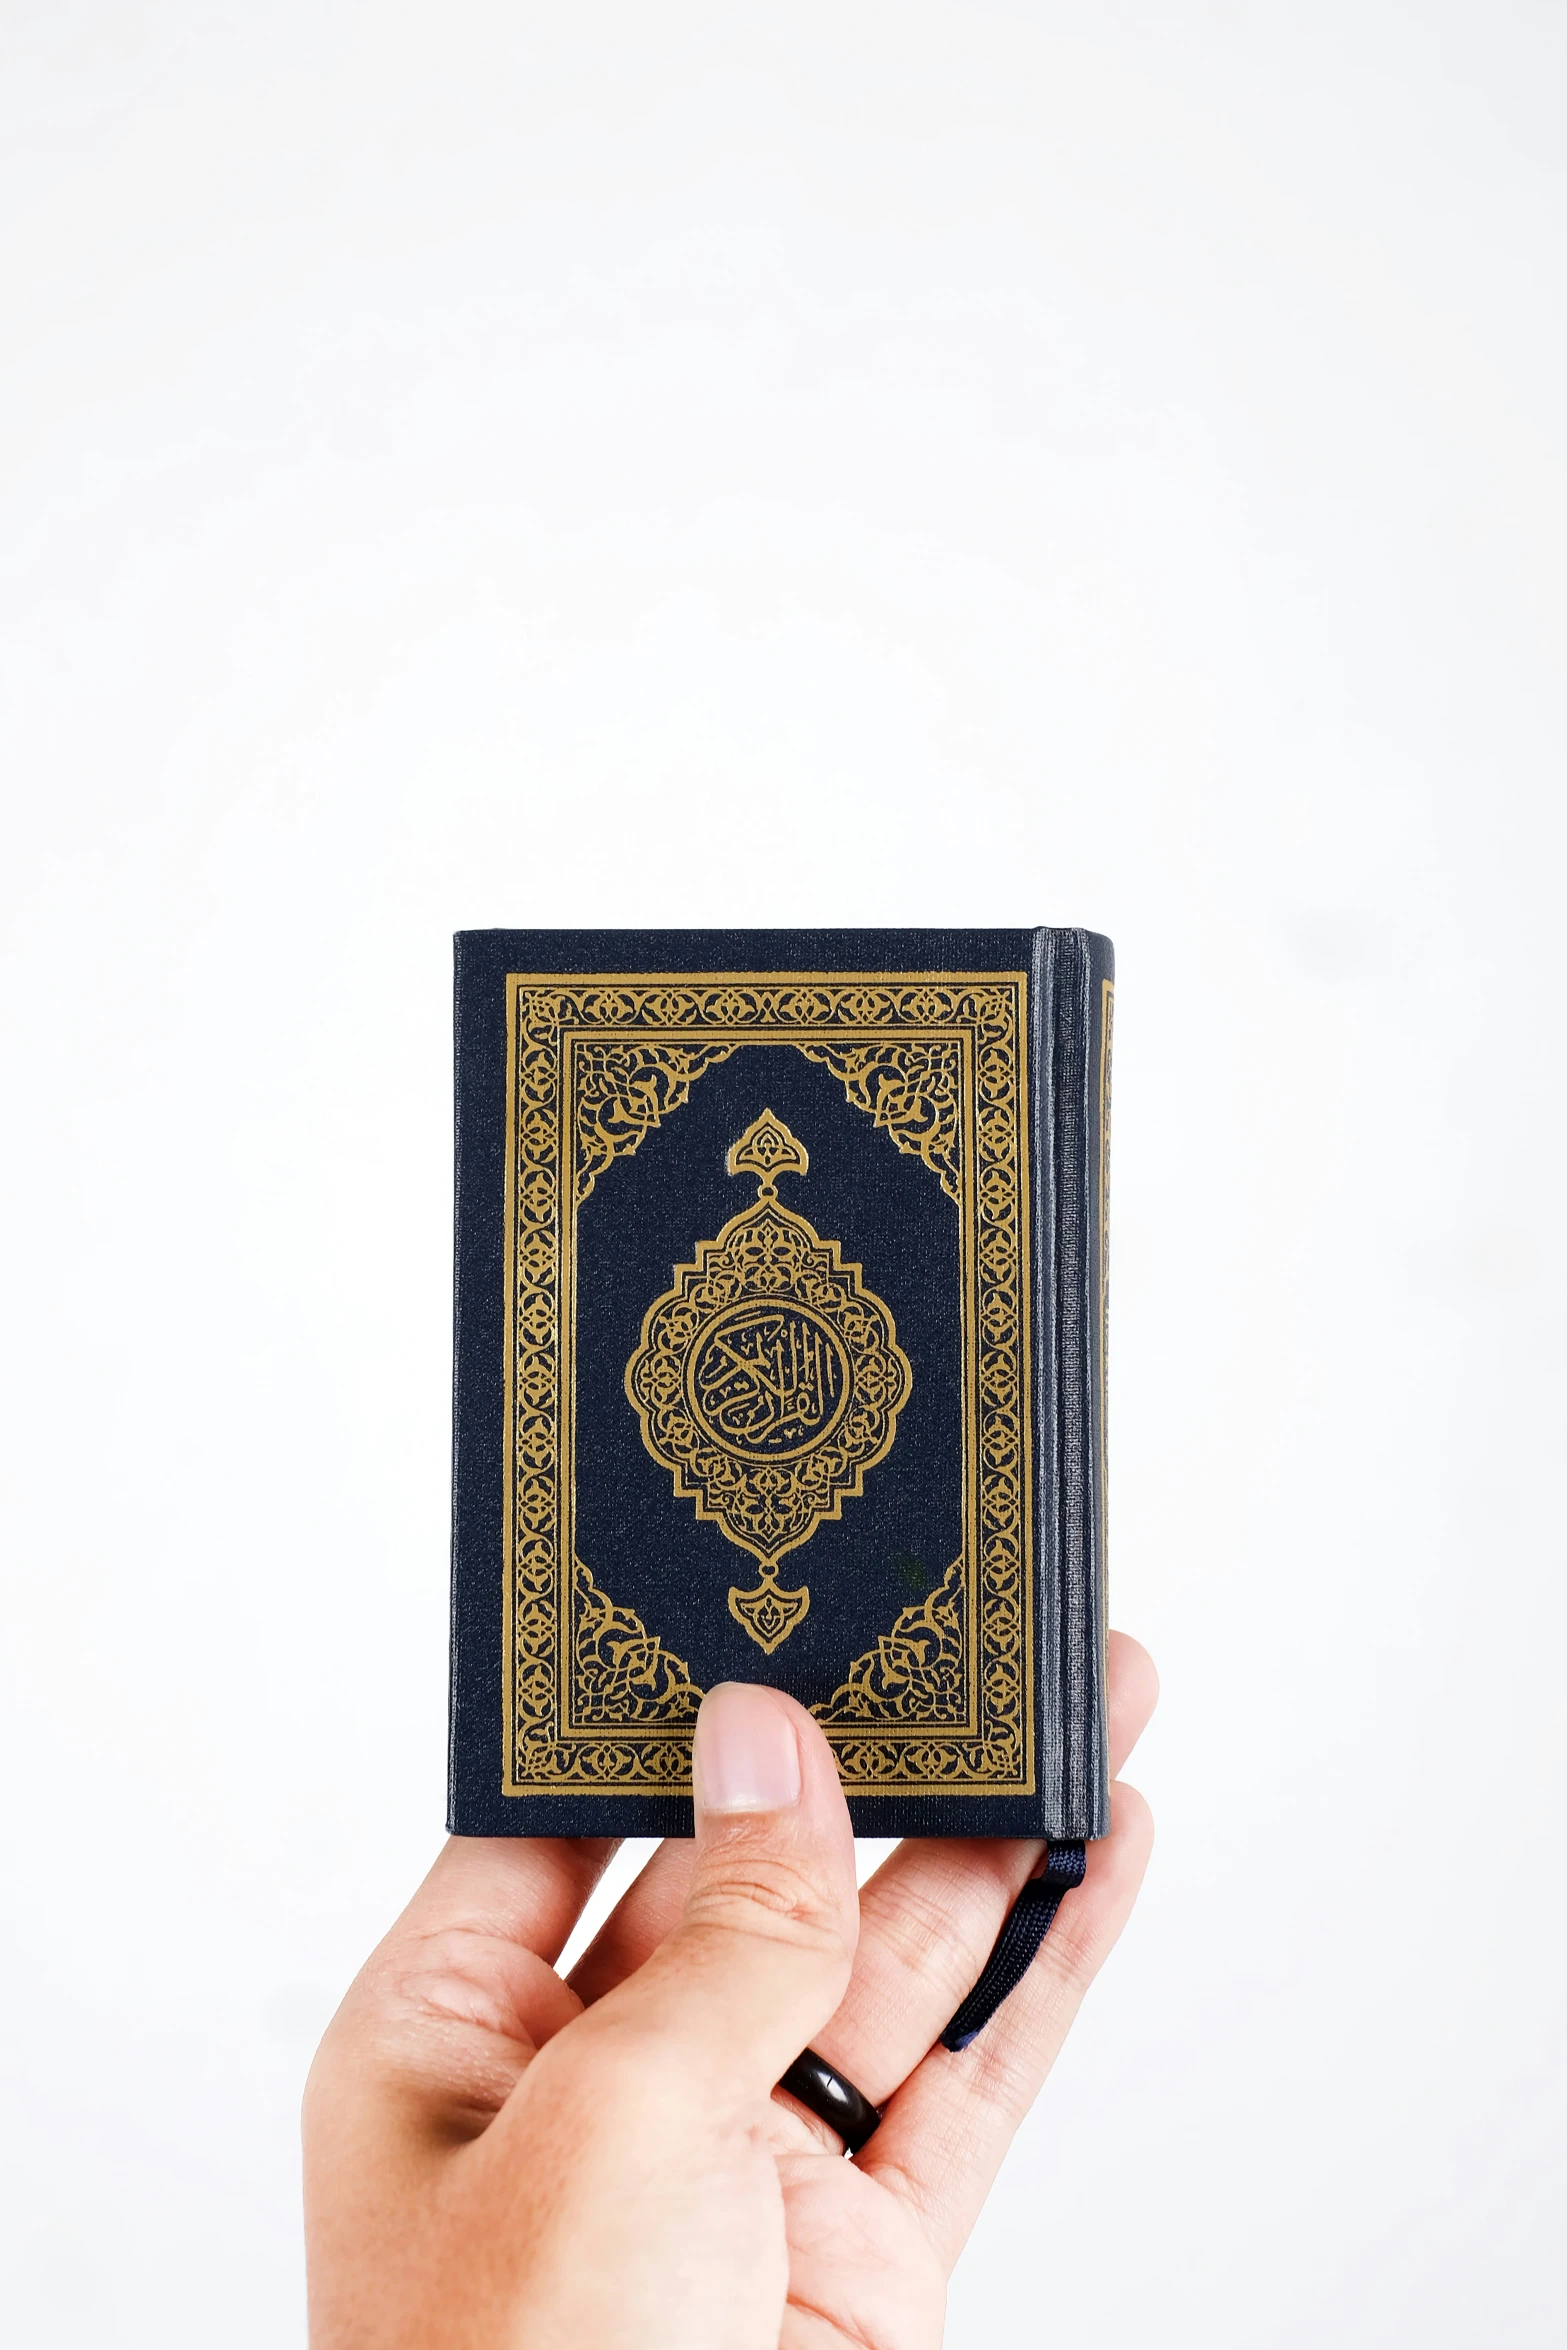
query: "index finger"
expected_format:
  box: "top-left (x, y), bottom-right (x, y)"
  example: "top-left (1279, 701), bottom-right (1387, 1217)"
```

top-left (307, 1835), bottom-right (619, 2147)
top-left (401, 1834), bottom-right (619, 1966)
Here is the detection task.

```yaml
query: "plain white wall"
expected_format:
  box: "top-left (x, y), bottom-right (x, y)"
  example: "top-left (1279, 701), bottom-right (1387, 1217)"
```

top-left (2, 3), bottom-right (1563, 2342)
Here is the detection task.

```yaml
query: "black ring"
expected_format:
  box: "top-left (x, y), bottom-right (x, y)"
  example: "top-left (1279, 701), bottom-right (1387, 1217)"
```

top-left (776, 2047), bottom-right (882, 2155)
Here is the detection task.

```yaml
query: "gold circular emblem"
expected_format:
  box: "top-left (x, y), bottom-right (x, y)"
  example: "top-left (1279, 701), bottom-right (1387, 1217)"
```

top-left (685, 1300), bottom-right (852, 1462)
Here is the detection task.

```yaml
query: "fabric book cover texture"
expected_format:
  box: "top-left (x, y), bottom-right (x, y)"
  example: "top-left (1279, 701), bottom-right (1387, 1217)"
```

top-left (449, 928), bottom-right (1113, 1841)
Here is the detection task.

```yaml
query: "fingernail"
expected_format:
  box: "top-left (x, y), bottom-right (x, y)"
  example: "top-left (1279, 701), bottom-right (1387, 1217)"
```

top-left (693, 1684), bottom-right (802, 1814)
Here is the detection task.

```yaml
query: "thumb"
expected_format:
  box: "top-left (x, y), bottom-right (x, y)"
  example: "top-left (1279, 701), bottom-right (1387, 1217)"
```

top-left (605, 1682), bottom-right (858, 2091)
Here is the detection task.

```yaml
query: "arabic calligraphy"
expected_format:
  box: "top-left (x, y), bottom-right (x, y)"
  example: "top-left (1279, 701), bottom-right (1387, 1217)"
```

top-left (689, 1304), bottom-right (849, 1458)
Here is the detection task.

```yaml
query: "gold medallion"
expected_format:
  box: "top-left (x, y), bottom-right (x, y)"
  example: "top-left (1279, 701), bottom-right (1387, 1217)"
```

top-left (624, 1109), bottom-right (912, 1652)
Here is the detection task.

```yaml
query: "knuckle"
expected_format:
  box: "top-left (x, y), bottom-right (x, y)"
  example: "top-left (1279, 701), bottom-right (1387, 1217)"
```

top-left (861, 1875), bottom-right (996, 2005)
top-left (328, 1925), bottom-right (570, 2132)
top-left (379, 1925), bottom-right (537, 2042)
top-left (688, 1850), bottom-right (852, 1959)
top-left (964, 2033), bottom-right (1039, 2126)
top-left (1040, 1895), bottom-right (1116, 1994)
top-left (870, 2146), bottom-right (947, 2237)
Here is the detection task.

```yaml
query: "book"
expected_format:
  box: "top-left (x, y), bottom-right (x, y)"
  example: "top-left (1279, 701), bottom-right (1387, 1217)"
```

top-left (448, 928), bottom-right (1113, 1841)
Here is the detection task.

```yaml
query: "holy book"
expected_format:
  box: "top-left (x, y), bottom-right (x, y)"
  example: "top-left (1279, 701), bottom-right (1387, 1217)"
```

top-left (448, 928), bottom-right (1113, 1841)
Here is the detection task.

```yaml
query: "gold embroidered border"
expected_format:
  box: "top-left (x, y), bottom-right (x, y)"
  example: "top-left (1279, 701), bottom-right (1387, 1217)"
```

top-left (502, 973), bottom-right (1033, 1795)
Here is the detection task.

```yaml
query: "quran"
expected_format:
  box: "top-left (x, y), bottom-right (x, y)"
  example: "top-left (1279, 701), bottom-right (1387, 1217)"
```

top-left (448, 929), bottom-right (1113, 1841)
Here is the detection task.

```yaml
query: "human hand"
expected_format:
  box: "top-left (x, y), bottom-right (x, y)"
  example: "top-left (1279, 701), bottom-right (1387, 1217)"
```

top-left (303, 1633), bottom-right (1156, 2349)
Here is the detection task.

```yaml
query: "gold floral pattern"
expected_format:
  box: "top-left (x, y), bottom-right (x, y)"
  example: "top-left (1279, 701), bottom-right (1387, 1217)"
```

top-left (573, 1559), bottom-right (703, 1724)
top-left (814, 1559), bottom-right (965, 1724)
top-left (796, 1039), bottom-right (963, 1202)
top-left (625, 1110), bottom-right (913, 1650)
top-left (573, 1040), bottom-right (737, 1203)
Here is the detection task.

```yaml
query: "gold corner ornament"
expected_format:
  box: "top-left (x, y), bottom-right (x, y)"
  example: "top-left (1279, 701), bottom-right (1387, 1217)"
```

top-left (624, 1109), bottom-right (912, 1653)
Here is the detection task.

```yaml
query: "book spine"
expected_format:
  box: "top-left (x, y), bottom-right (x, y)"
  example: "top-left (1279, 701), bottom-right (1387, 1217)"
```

top-left (1032, 929), bottom-right (1114, 1841)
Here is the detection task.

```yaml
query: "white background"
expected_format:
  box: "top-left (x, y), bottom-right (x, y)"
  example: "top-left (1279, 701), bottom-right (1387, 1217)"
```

top-left (2, 4), bottom-right (1564, 2343)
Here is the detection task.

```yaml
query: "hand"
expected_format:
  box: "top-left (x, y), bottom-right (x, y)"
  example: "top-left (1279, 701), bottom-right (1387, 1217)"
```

top-left (304, 1634), bottom-right (1157, 2349)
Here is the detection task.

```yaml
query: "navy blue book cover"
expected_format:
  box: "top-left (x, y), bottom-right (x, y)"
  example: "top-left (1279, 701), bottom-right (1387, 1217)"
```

top-left (449, 929), bottom-right (1112, 1841)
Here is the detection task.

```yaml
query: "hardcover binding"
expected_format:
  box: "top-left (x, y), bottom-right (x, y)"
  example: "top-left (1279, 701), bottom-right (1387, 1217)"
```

top-left (448, 928), bottom-right (1112, 1842)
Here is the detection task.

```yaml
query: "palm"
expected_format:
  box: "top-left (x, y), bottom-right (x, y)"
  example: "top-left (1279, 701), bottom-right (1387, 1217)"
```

top-left (775, 2137), bottom-right (945, 2350)
top-left (491, 1938), bottom-right (946, 2344)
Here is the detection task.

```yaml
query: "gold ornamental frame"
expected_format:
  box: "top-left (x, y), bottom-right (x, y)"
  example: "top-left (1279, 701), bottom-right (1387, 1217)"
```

top-left (501, 971), bottom-right (1035, 1798)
